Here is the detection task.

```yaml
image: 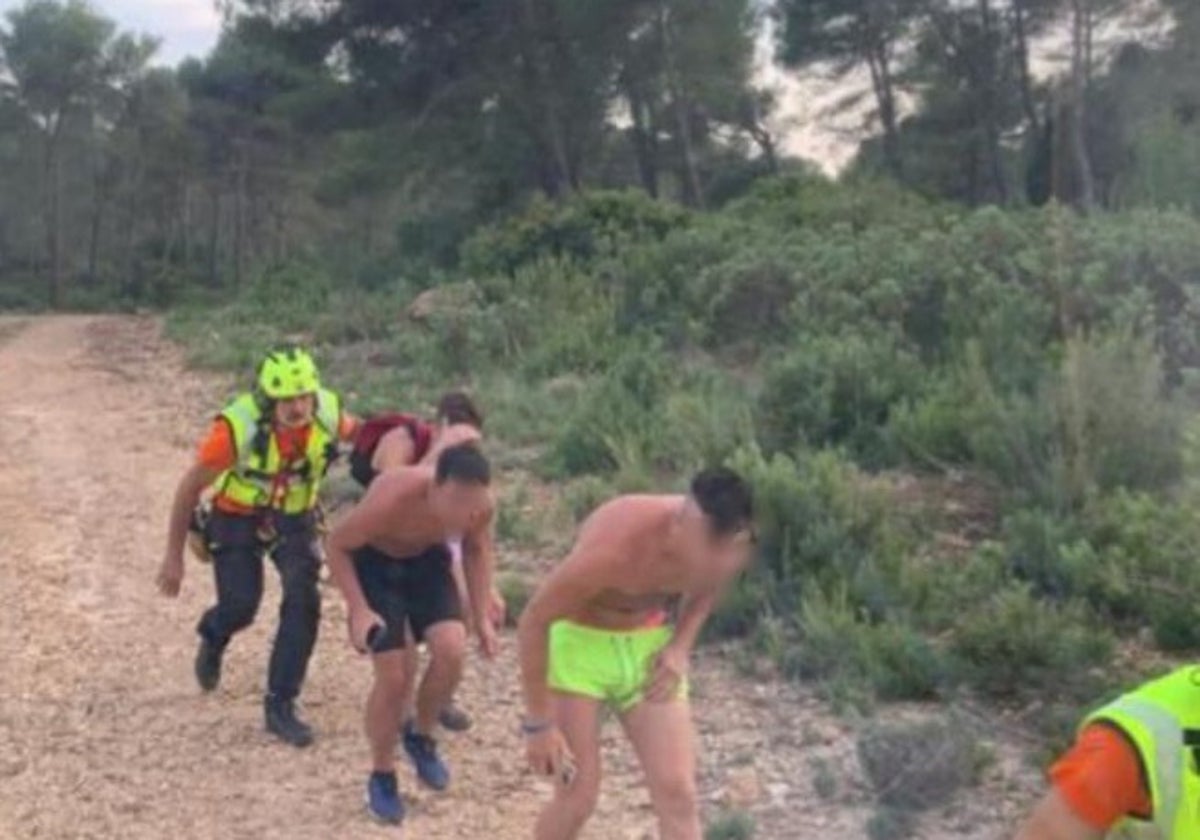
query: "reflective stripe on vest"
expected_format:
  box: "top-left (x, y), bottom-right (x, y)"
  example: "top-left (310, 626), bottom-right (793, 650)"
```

top-left (1084, 666), bottom-right (1200, 839)
top-left (216, 389), bottom-right (340, 514)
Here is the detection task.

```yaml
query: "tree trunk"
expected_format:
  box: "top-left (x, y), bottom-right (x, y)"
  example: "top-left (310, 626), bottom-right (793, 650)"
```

top-left (274, 197), bottom-right (287, 264)
top-left (182, 182), bottom-right (192, 269)
top-left (87, 185), bottom-right (104, 286)
top-left (866, 45), bottom-right (903, 180)
top-left (1069, 0), bottom-right (1097, 210)
top-left (43, 117), bottom-right (65, 308)
top-left (624, 77), bottom-right (660, 197)
top-left (744, 97), bottom-right (779, 174)
top-left (660, 3), bottom-right (704, 208)
top-left (1083, 0), bottom-right (1094, 88)
top-left (1013, 0), bottom-right (1040, 135)
top-left (86, 114), bottom-right (106, 286)
top-left (979, 0), bottom-right (1008, 204)
top-left (543, 0), bottom-right (583, 191)
top-left (514, 0), bottom-right (573, 199)
top-left (207, 181), bottom-right (221, 288)
top-left (233, 142), bottom-right (246, 289)
top-left (122, 154), bottom-right (144, 299)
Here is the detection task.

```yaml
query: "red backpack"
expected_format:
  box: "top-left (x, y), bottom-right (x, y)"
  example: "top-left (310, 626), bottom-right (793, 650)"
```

top-left (350, 413), bottom-right (433, 487)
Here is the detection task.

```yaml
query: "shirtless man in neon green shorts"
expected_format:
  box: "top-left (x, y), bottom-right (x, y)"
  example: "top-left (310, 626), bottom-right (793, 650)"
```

top-left (517, 468), bottom-right (755, 840)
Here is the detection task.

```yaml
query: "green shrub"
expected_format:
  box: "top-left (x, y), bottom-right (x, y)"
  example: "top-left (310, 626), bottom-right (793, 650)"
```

top-left (1078, 490), bottom-right (1200, 648)
top-left (756, 333), bottom-right (923, 465)
top-left (704, 810), bottom-right (756, 840)
top-left (0, 274), bottom-right (48, 310)
top-left (461, 189), bottom-right (690, 277)
top-left (166, 306), bottom-right (283, 372)
top-left (699, 250), bottom-right (799, 348)
top-left (785, 588), bottom-right (948, 704)
top-left (727, 445), bottom-right (906, 616)
top-left (951, 583), bottom-right (1113, 699)
top-left (496, 572), bottom-right (535, 628)
top-left (562, 475), bottom-right (616, 523)
top-left (311, 288), bottom-right (410, 345)
top-left (497, 481), bottom-right (537, 546)
top-left (1000, 509), bottom-right (1086, 602)
top-left (475, 373), bottom-right (578, 450)
top-left (896, 331), bottom-right (1183, 509)
top-left (547, 341), bottom-right (671, 477)
top-left (1054, 331), bottom-right (1183, 499)
top-left (658, 372), bottom-right (756, 473)
top-left (810, 757), bottom-right (839, 801)
top-left (857, 715), bottom-right (980, 811)
top-left (704, 575), bottom-right (770, 642)
top-left (727, 173), bottom-right (942, 235)
top-left (244, 260), bottom-right (334, 329)
top-left (866, 807), bottom-right (917, 840)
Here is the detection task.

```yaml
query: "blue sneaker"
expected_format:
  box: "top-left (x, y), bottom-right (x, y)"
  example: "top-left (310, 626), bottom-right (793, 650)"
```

top-left (366, 771), bottom-right (405, 825)
top-left (403, 721), bottom-right (451, 791)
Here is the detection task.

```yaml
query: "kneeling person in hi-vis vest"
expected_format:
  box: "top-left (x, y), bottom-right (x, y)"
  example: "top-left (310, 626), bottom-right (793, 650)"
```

top-left (157, 347), bottom-right (358, 748)
top-left (1014, 665), bottom-right (1200, 840)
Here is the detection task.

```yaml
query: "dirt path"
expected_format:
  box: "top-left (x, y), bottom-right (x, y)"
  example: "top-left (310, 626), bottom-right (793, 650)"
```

top-left (0, 317), bottom-right (1042, 839)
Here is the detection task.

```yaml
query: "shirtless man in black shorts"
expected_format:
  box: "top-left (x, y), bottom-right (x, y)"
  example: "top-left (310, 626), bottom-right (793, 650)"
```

top-left (325, 444), bottom-right (499, 825)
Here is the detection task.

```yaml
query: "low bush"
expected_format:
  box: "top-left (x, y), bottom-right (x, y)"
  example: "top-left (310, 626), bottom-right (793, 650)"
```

top-left (784, 588), bottom-right (948, 705)
top-left (756, 332), bottom-right (923, 465)
top-left (728, 445), bottom-right (906, 616)
top-left (951, 583), bottom-right (1113, 699)
top-left (461, 189), bottom-right (690, 277)
top-left (857, 715), bottom-right (981, 811)
top-left (496, 572), bottom-right (535, 628)
top-left (704, 810), bottom-right (756, 840)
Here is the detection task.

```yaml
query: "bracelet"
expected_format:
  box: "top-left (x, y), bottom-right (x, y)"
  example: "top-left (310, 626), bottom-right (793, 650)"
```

top-left (520, 718), bottom-right (554, 736)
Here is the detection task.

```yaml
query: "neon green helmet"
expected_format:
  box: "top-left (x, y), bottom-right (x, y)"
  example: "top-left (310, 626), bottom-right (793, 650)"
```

top-left (256, 347), bottom-right (321, 400)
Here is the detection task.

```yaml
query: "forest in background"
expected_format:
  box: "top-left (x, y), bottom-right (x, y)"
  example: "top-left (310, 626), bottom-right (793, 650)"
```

top-left (5, 3), bottom-right (1200, 832)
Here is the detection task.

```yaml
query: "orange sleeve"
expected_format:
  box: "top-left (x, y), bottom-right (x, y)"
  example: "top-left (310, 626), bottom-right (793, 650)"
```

top-left (197, 419), bottom-right (237, 473)
top-left (1049, 723), bottom-right (1151, 830)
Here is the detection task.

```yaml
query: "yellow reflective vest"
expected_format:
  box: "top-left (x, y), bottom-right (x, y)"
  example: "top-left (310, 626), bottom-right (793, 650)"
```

top-left (214, 389), bottom-right (340, 514)
top-left (1083, 665), bottom-right (1200, 839)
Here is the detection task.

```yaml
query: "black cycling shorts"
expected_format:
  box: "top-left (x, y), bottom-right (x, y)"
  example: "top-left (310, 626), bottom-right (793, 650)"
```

top-left (352, 543), bottom-right (462, 652)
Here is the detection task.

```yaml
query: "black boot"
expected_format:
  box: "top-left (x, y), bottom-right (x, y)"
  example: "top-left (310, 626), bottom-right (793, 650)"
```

top-left (194, 638), bottom-right (223, 692)
top-left (265, 695), bottom-right (314, 748)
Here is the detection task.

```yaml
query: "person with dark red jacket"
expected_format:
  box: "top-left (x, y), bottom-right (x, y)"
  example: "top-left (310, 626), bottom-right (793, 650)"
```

top-left (349, 391), bottom-right (503, 732)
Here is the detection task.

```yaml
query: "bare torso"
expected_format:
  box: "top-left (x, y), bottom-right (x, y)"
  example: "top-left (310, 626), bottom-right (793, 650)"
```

top-left (568, 495), bottom-right (689, 630)
top-left (358, 468), bottom-right (479, 560)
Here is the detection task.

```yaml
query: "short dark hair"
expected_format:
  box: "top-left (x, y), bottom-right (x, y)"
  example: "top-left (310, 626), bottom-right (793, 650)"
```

top-left (691, 467), bottom-right (753, 536)
top-left (437, 391), bottom-right (483, 430)
top-left (435, 443), bottom-right (491, 485)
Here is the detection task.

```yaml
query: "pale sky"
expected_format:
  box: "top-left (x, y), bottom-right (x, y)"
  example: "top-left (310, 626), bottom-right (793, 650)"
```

top-left (0, 1), bottom-right (1169, 174)
top-left (0, 0), bottom-right (222, 66)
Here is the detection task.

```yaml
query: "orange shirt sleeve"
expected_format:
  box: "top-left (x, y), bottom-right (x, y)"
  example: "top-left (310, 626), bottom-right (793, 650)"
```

top-left (1049, 722), bottom-right (1152, 830)
top-left (197, 419), bottom-right (237, 473)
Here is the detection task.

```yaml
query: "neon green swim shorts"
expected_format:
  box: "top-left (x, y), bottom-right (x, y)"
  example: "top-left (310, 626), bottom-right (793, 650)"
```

top-left (547, 620), bottom-right (686, 711)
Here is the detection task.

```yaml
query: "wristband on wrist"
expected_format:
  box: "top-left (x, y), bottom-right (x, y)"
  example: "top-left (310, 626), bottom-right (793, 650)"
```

top-left (520, 718), bottom-right (554, 736)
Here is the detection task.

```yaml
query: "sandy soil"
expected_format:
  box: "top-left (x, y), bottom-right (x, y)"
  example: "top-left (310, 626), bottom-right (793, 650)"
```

top-left (0, 317), bottom-right (1043, 839)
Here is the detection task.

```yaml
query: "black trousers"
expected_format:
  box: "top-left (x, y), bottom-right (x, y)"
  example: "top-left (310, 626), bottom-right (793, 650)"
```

top-left (196, 509), bottom-right (321, 702)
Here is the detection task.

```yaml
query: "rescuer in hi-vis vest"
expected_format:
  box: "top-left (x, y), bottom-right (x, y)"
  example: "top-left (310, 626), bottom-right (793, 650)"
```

top-left (1014, 665), bottom-right (1200, 840)
top-left (157, 347), bottom-right (358, 748)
